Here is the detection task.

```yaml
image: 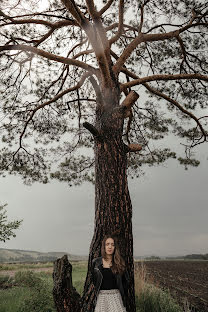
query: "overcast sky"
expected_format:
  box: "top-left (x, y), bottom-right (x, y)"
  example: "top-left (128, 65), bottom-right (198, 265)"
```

top-left (1, 141), bottom-right (207, 258)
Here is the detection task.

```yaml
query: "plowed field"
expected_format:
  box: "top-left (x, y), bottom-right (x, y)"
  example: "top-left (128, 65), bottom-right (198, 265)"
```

top-left (135, 260), bottom-right (208, 312)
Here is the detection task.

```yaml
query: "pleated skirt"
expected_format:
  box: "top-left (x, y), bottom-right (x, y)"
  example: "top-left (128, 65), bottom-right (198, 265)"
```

top-left (94, 289), bottom-right (127, 312)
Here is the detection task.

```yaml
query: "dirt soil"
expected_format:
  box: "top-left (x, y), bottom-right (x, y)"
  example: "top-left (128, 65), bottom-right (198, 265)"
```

top-left (135, 260), bottom-right (208, 312)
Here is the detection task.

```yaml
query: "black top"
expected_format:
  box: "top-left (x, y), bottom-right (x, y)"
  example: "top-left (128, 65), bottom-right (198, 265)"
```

top-left (100, 265), bottom-right (118, 290)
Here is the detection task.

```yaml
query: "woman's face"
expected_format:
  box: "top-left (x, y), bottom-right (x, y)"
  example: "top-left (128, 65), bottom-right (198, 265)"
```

top-left (105, 237), bottom-right (115, 256)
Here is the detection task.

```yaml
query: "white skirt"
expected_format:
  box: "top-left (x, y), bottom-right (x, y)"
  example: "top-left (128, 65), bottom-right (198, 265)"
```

top-left (94, 289), bottom-right (127, 312)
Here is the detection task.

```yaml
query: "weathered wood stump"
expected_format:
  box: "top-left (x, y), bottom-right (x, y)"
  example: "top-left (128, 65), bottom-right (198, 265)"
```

top-left (53, 255), bottom-right (81, 312)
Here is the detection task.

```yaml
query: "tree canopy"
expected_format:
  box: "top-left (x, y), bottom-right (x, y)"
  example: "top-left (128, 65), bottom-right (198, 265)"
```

top-left (0, 0), bottom-right (207, 185)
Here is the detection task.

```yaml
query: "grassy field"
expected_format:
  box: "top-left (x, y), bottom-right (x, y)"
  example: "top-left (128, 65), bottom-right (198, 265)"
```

top-left (0, 269), bottom-right (55, 312)
top-left (0, 261), bottom-right (184, 312)
top-left (0, 262), bottom-right (54, 271)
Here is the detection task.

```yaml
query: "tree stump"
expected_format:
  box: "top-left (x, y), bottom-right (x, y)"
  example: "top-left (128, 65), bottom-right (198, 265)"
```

top-left (53, 255), bottom-right (81, 312)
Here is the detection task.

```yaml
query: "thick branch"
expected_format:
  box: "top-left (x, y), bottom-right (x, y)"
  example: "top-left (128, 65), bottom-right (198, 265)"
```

top-left (113, 21), bottom-right (207, 74)
top-left (120, 90), bottom-right (139, 111)
top-left (83, 122), bottom-right (101, 138)
top-left (85, 0), bottom-right (112, 86)
top-left (112, 91), bottom-right (139, 119)
top-left (34, 28), bottom-right (54, 47)
top-left (127, 144), bottom-right (142, 152)
top-left (98, 0), bottom-right (114, 16)
top-left (120, 67), bottom-right (207, 143)
top-left (138, 3), bottom-right (144, 33)
top-left (1, 18), bottom-right (78, 28)
top-left (72, 49), bottom-right (93, 59)
top-left (121, 73), bottom-right (208, 90)
top-left (85, 0), bottom-right (98, 20)
top-left (113, 31), bottom-right (178, 73)
top-left (0, 44), bottom-right (97, 74)
top-left (60, 0), bottom-right (87, 26)
top-left (61, 0), bottom-right (112, 87)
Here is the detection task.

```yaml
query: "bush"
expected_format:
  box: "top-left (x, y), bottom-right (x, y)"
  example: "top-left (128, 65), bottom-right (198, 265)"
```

top-left (14, 270), bottom-right (55, 312)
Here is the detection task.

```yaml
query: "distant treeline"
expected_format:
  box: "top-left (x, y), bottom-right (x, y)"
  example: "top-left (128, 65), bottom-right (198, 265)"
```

top-left (135, 253), bottom-right (208, 260)
top-left (183, 253), bottom-right (208, 260)
top-left (166, 253), bottom-right (208, 260)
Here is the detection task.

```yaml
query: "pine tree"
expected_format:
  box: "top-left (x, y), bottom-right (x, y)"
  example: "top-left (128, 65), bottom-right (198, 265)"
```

top-left (0, 1), bottom-right (207, 311)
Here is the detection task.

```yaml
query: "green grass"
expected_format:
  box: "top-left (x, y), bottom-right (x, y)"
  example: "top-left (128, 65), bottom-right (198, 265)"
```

top-left (0, 270), bottom-right (56, 312)
top-left (0, 262), bottom-right (184, 312)
top-left (0, 262), bottom-right (53, 271)
top-left (72, 261), bottom-right (88, 295)
top-left (135, 283), bottom-right (183, 312)
top-left (0, 287), bottom-right (31, 312)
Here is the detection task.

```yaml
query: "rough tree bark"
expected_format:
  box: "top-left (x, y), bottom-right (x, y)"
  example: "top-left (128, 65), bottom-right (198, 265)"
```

top-left (53, 89), bottom-right (139, 312)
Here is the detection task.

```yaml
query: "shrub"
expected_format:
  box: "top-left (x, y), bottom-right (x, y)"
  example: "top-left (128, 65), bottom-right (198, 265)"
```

top-left (14, 270), bottom-right (55, 312)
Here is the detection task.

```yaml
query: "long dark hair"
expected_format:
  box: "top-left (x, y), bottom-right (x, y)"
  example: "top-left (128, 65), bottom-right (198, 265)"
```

top-left (101, 234), bottom-right (126, 274)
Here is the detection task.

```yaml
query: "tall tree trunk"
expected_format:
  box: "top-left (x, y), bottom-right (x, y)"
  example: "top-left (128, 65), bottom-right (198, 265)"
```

top-left (81, 93), bottom-right (136, 312)
top-left (53, 91), bottom-right (136, 312)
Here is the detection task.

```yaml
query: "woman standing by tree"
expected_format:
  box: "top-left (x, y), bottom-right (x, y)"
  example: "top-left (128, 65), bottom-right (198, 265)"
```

top-left (91, 234), bottom-right (130, 312)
